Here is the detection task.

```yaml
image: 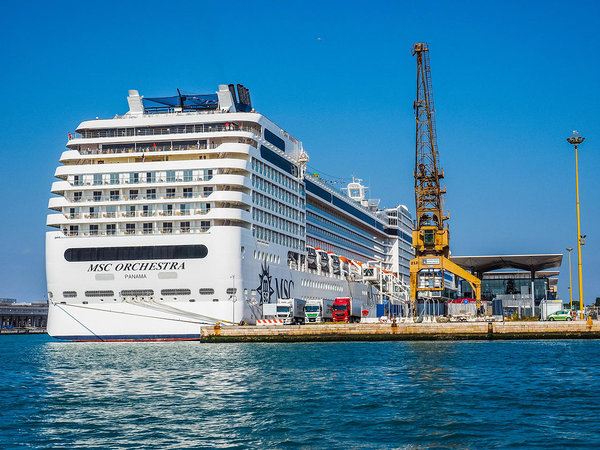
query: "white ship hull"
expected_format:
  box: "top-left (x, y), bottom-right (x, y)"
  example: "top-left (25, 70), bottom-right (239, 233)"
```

top-left (46, 227), bottom-right (376, 341)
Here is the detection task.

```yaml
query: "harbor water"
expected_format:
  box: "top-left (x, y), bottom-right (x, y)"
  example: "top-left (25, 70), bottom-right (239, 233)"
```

top-left (1, 335), bottom-right (599, 448)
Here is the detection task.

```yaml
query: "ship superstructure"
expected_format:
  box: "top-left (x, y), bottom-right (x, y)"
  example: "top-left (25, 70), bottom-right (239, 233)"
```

top-left (46, 85), bottom-right (413, 341)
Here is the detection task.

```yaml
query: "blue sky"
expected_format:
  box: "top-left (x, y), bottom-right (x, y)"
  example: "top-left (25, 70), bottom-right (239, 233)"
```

top-left (0, 0), bottom-right (598, 304)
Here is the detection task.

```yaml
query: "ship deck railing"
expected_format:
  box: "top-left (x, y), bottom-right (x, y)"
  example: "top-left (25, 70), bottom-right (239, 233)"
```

top-left (63, 209), bottom-right (211, 220)
top-left (69, 124), bottom-right (262, 141)
top-left (61, 227), bottom-right (212, 237)
top-left (66, 192), bottom-right (214, 202)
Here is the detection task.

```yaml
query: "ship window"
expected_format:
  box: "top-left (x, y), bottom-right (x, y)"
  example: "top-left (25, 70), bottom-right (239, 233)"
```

top-left (264, 129), bottom-right (285, 152)
top-left (110, 190), bottom-right (119, 201)
top-left (143, 223), bottom-right (153, 234)
top-left (183, 170), bottom-right (193, 182)
top-left (121, 289), bottom-right (154, 297)
top-left (130, 172), bottom-right (139, 184)
top-left (85, 290), bottom-right (114, 297)
top-left (199, 288), bottom-right (215, 295)
top-left (93, 174), bottom-right (103, 185)
top-left (162, 222), bottom-right (173, 233)
top-left (64, 244), bottom-right (208, 262)
top-left (146, 172), bottom-right (156, 183)
top-left (161, 289), bottom-right (191, 296)
top-left (166, 171), bottom-right (176, 182)
top-left (89, 225), bottom-right (98, 235)
top-left (166, 188), bottom-right (176, 199)
top-left (73, 175), bottom-right (82, 186)
top-left (110, 173), bottom-right (119, 184)
top-left (93, 191), bottom-right (102, 201)
top-left (146, 188), bottom-right (156, 199)
top-left (129, 190), bottom-right (139, 200)
top-left (63, 291), bottom-right (77, 298)
top-left (125, 223), bottom-right (136, 234)
top-left (180, 222), bottom-right (190, 233)
top-left (183, 188), bottom-right (193, 198)
top-left (106, 224), bottom-right (116, 235)
top-left (73, 192), bottom-right (82, 202)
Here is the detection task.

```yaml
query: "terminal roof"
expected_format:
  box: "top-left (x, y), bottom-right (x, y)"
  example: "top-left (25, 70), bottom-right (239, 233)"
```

top-left (481, 270), bottom-right (560, 279)
top-left (450, 254), bottom-right (563, 274)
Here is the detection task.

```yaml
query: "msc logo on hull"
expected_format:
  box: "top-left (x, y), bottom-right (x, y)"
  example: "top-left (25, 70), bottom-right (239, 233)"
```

top-left (256, 262), bottom-right (294, 304)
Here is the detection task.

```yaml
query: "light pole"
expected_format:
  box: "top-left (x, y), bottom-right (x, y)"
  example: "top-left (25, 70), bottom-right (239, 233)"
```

top-left (566, 247), bottom-right (573, 311)
top-left (566, 131), bottom-right (585, 319)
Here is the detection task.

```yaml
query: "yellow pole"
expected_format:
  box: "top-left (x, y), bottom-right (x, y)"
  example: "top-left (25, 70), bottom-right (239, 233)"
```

top-left (567, 248), bottom-right (573, 310)
top-left (574, 144), bottom-right (584, 319)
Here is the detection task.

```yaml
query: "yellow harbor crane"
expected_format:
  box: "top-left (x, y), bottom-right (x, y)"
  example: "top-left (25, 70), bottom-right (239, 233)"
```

top-left (409, 43), bottom-right (481, 313)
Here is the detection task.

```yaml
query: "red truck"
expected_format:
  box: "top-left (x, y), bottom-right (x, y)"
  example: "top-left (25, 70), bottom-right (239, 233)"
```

top-left (332, 297), bottom-right (363, 323)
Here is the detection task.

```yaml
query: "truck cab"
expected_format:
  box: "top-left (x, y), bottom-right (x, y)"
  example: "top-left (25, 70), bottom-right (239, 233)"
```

top-left (276, 298), bottom-right (306, 325)
top-left (332, 298), bottom-right (351, 323)
top-left (332, 297), bottom-right (362, 323)
top-left (305, 298), bottom-right (334, 323)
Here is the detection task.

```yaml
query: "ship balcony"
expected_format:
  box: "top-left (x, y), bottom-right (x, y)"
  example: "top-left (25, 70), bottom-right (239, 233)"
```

top-left (48, 196), bottom-right (68, 210)
top-left (58, 190), bottom-right (222, 204)
top-left (68, 122), bottom-right (262, 143)
top-left (57, 226), bottom-right (214, 238)
top-left (202, 207), bottom-right (251, 223)
top-left (46, 213), bottom-right (65, 227)
top-left (203, 191), bottom-right (251, 206)
top-left (210, 174), bottom-right (252, 190)
top-left (59, 150), bottom-right (82, 164)
top-left (50, 180), bottom-right (70, 194)
top-left (49, 206), bottom-right (248, 224)
top-left (70, 140), bottom-right (257, 155)
top-left (53, 160), bottom-right (251, 179)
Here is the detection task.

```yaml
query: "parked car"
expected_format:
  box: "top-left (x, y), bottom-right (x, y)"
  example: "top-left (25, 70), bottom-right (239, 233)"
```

top-left (547, 310), bottom-right (573, 321)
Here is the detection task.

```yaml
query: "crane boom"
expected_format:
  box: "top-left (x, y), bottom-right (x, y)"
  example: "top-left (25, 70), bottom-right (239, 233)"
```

top-left (413, 42), bottom-right (446, 235)
top-left (409, 43), bottom-right (481, 312)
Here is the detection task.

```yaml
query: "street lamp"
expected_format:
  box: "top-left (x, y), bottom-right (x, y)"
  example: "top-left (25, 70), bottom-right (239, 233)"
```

top-left (566, 131), bottom-right (585, 319)
top-left (566, 247), bottom-right (573, 311)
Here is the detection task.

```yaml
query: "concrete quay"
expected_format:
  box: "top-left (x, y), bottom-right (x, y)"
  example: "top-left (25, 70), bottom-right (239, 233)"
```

top-left (200, 321), bottom-right (600, 342)
top-left (0, 328), bottom-right (47, 335)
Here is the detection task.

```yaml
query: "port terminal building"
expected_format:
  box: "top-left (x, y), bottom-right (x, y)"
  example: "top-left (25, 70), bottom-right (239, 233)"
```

top-left (451, 254), bottom-right (563, 316)
top-left (0, 300), bottom-right (48, 330)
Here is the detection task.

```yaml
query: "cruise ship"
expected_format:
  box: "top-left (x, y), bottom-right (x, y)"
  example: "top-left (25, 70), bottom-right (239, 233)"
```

top-left (46, 85), bottom-right (413, 341)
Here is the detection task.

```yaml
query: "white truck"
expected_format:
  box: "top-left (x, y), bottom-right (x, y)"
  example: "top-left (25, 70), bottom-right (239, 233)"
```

top-left (304, 298), bottom-right (335, 323)
top-left (276, 298), bottom-right (306, 325)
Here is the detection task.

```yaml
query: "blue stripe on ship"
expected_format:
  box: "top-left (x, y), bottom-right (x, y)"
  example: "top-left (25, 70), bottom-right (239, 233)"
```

top-left (52, 334), bottom-right (202, 342)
